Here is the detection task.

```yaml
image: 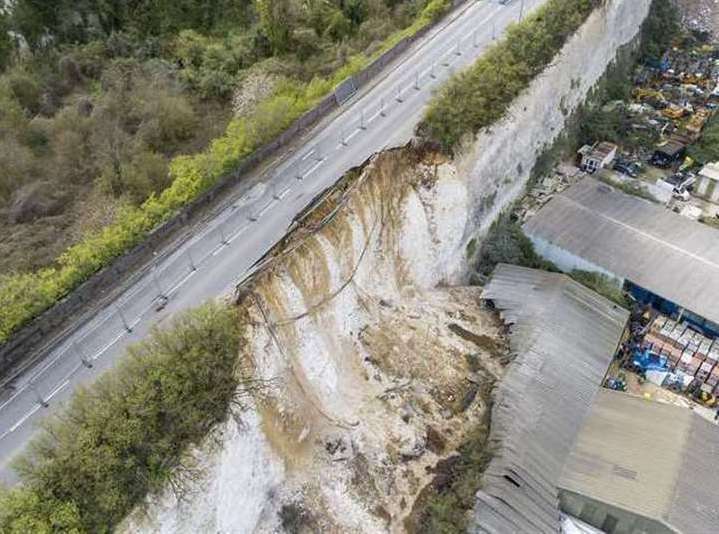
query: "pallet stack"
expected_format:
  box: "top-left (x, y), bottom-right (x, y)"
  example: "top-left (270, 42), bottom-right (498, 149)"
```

top-left (705, 343), bottom-right (719, 393)
top-left (641, 314), bottom-right (719, 393)
top-left (696, 337), bottom-right (714, 384)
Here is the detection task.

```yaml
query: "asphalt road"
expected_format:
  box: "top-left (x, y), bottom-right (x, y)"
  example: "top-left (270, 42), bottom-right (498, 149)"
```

top-left (0, 0), bottom-right (545, 484)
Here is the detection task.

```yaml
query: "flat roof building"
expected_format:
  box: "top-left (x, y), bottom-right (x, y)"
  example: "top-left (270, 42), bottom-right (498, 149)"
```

top-left (578, 142), bottom-right (618, 174)
top-left (559, 389), bottom-right (719, 534)
top-left (471, 264), bottom-right (628, 533)
top-left (523, 177), bottom-right (719, 336)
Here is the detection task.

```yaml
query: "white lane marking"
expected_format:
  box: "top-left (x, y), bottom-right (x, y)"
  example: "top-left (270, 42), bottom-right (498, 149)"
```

top-left (364, 38), bottom-right (468, 127)
top-left (258, 201), bottom-right (274, 218)
top-left (9, 405), bottom-right (41, 433)
top-left (0, 344), bottom-right (82, 413)
top-left (46, 380), bottom-right (69, 402)
top-left (166, 269), bottom-right (197, 295)
top-left (91, 330), bottom-right (126, 361)
top-left (227, 225), bottom-right (248, 245)
top-left (279, 186), bottom-right (292, 198)
top-left (0, 389), bottom-right (25, 413)
top-left (304, 159), bottom-right (323, 177)
top-left (301, 149), bottom-right (315, 161)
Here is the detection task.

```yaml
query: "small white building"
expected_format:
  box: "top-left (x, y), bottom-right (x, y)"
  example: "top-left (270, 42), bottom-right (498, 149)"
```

top-left (694, 161), bottom-right (719, 203)
top-left (578, 142), bottom-right (618, 173)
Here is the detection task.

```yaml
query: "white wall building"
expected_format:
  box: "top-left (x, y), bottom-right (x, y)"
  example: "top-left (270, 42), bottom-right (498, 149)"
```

top-left (695, 161), bottom-right (719, 203)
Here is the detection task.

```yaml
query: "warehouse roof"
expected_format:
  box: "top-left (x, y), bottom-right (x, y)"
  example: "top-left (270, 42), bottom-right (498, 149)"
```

top-left (470, 264), bottom-right (628, 534)
top-left (559, 389), bottom-right (719, 532)
top-left (523, 177), bottom-right (719, 327)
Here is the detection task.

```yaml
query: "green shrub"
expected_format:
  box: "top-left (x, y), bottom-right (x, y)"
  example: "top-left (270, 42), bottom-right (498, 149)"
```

top-left (0, 11), bottom-right (13, 72)
top-left (0, 302), bottom-right (243, 533)
top-left (688, 113), bottom-right (719, 165)
top-left (474, 213), bottom-right (558, 277)
top-left (640, 0), bottom-right (680, 63)
top-left (407, 408), bottom-right (494, 533)
top-left (4, 68), bottom-right (42, 114)
top-left (569, 270), bottom-right (630, 308)
top-left (0, 0), bottom-right (454, 344)
top-left (418, 0), bottom-right (599, 152)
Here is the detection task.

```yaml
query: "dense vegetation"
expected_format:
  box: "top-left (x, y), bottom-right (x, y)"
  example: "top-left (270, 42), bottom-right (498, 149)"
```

top-left (639, 0), bottom-right (680, 64)
top-left (570, 269), bottom-right (631, 308)
top-left (689, 114), bottom-right (719, 164)
top-left (418, 0), bottom-right (600, 151)
top-left (0, 302), bottom-right (245, 533)
top-left (474, 213), bottom-right (557, 277)
top-left (0, 0), bottom-right (452, 344)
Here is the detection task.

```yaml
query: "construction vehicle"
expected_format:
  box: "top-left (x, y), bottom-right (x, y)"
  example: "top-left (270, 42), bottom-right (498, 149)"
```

top-left (633, 88), bottom-right (667, 109)
top-left (696, 390), bottom-right (717, 408)
top-left (686, 380), bottom-right (718, 407)
top-left (685, 108), bottom-right (710, 139)
top-left (663, 103), bottom-right (686, 120)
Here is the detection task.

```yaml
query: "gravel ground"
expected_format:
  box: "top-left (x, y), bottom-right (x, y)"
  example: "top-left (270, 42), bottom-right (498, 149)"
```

top-left (676, 0), bottom-right (719, 37)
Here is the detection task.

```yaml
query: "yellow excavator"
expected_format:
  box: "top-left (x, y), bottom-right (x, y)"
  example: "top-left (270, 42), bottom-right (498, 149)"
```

top-left (696, 389), bottom-right (717, 408)
top-left (633, 88), bottom-right (667, 108)
top-left (663, 103), bottom-right (686, 120)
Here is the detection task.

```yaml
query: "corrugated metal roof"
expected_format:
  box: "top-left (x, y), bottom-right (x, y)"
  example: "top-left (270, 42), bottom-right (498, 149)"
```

top-left (523, 177), bottom-right (719, 327)
top-left (470, 264), bottom-right (628, 534)
top-left (559, 389), bottom-right (719, 532)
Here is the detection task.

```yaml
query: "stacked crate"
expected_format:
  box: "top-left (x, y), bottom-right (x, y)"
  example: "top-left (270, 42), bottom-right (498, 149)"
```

top-left (675, 330), bottom-right (711, 377)
top-left (696, 338), bottom-right (715, 383)
top-left (690, 331), bottom-right (705, 376)
top-left (665, 321), bottom-right (687, 369)
top-left (644, 315), bottom-right (668, 348)
top-left (705, 342), bottom-right (719, 393)
top-left (676, 347), bottom-right (696, 374)
top-left (641, 315), bottom-right (719, 392)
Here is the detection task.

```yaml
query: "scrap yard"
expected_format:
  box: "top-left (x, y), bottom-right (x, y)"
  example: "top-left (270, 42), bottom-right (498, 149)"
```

top-left (491, 5), bottom-right (719, 529)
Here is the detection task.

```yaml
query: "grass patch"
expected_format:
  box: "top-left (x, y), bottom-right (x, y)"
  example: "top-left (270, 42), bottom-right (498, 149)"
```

top-left (475, 213), bottom-right (558, 277)
top-left (0, 302), bottom-right (248, 532)
top-left (569, 270), bottom-right (630, 308)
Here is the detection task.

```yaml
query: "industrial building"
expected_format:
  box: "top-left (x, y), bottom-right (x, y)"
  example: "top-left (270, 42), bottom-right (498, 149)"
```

top-left (559, 389), bottom-right (719, 534)
top-left (472, 264), bottom-right (628, 533)
top-left (523, 177), bottom-right (719, 337)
